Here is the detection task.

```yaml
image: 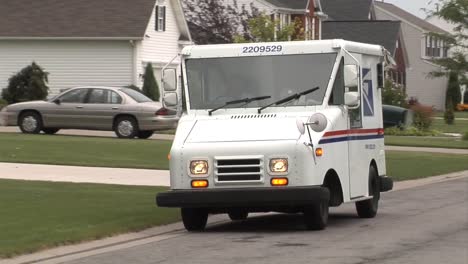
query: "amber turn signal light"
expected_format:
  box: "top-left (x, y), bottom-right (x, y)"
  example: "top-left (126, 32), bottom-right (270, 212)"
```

top-left (191, 180), bottom-right (209, 188)
top-left (315, 148), bottom-right (323, 157)
top-left (271, 178), bottom-right (288, 186)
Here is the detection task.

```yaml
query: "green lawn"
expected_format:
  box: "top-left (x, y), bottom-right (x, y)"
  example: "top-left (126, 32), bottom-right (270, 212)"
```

top-left (0, 180), bottom-right (179, 258)
top-left (0, 133), bottom-right (172, 170)
top-left (386, 151), bottom-right (468, 181)
top-left (431, 118), bottom-right (468, 133)
top-left (385, 135), bottom-right (468, 149)
top-left (434, 111), bottom-right (468, 119)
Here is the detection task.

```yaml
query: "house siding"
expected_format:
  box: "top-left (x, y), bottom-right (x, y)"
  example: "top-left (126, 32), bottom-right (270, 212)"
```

top-left (0, 40), bottom-right (133, 95)
top-left (137, 0), bottom-right (184, 88)
top-left (375, 8), bottom-right (447, 110)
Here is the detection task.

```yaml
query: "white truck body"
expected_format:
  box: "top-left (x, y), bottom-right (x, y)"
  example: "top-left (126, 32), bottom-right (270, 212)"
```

top-left (157, 39), bottom-right (393, 230)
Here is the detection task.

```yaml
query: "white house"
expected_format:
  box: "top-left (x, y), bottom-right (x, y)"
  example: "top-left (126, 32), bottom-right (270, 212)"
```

top-left (0, 0), bottom-right (191, 96)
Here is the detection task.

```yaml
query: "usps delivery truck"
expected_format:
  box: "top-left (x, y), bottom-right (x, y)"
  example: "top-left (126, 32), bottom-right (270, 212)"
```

top-left (156, 39), bottom-right (393, 231)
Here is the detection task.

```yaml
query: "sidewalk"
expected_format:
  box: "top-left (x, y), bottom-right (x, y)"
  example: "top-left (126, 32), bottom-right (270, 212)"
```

top-left (0, 163), bottom-right (170, 186)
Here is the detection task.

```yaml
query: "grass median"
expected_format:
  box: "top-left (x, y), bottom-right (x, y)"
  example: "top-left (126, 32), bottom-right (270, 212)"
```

top-left (0, 133), bottom-right (172, 170)
top-left (385, 135), bottom-right (468, 149)
top-left (0, 180), bottom-right (179, 258)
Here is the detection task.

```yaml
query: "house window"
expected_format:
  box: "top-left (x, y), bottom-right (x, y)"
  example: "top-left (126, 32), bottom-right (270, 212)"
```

top-left (425, 35), bottom-right (447, 58)
top-left (155, 5), bottom-right (166, 31)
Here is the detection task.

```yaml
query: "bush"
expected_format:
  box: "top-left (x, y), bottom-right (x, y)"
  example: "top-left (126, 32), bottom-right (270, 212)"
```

top-left (446, 71), bottom-right (461, 110)
top-left (142, 63), bottom-right (160, 101)
top-left (385, 126), bottom-right (440, 136)
top-left (463, 132), bottom-right (468, 141)
top-left (410, 103), bottom-right (434, 131)
top-left (1, 62), bottom-right (49, 104)
top-left (382, 79), bottom-right (407, 107)
top-left (444, 100), bottom-right (455, 124)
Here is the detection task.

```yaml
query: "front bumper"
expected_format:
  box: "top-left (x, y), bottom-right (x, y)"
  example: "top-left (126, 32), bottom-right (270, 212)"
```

top-left (156, 186), bottom-right (330, 208)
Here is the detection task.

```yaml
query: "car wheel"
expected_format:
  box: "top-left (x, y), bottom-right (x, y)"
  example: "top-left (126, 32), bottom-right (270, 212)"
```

top-left (303, 199), bottom-right (329, 230)
top-left (356, 166), bottom-right (380, 218)
top-left (137, 130), bottom-right (154, 139)
top-left (114, 116), bottom-right (138, 139)
top-left (43, 128), bottom-right (60, 135)
top-left (181, 208), bottom-right (208, 232)
top-left (228, 209), bottom-right (248, 221)
top-left (19, 112), bottom-right (43, 134)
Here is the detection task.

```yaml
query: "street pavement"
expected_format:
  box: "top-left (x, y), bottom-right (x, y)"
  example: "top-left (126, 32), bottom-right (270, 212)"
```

top-left (4, 176), bottom-right (465, 264)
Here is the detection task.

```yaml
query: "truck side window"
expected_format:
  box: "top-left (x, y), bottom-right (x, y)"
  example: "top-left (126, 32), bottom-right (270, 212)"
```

top-left (329, 58), bottom-right (345, 105)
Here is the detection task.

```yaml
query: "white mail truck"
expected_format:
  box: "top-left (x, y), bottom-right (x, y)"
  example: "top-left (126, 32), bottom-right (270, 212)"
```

top-left (156, 39), bottom-right (393, 231)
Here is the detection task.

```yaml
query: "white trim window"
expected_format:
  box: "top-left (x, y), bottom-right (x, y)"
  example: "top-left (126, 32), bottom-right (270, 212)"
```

top-left (424, 35), bottom-right (447, 58)
top-left (155, 5), bottom-right (166, 32)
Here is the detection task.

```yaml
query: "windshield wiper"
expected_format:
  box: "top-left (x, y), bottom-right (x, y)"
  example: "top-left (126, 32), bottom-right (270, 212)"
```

top-left (257, 87), bottom-right (319, 114)
top-left (208, 96), bottom-right (271, 116)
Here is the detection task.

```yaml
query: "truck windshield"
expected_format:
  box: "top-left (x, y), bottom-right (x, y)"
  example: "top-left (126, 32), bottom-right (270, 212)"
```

top-left (185, 53), bottom-right (337, 110)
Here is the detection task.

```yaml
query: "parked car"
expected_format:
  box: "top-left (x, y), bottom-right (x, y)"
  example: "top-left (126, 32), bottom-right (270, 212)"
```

top-left (0, 87), bottom-right (178, 139)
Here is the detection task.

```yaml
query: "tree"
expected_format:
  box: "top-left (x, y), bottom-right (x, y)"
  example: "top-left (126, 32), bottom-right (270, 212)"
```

top-left (142, 63), bottom-right (160, 101)
top-left (234, 14), bottom-right (305, 43)
top-left (446, 71), bottom-right (462, 109)
top-left (1, 62), bottom-right (49, 104)
top-left (182, 0), bottom-right (259, 44)
top-left (428, 0), bottom-right (468, 87)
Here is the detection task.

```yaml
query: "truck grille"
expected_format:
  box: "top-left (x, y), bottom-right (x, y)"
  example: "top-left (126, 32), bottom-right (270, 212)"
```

top-left (215, 157), bottom-right (263, 183)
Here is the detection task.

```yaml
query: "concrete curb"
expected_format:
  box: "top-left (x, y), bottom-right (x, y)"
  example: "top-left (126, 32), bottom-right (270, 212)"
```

top-left (1, 171), bottom-right (467, 264)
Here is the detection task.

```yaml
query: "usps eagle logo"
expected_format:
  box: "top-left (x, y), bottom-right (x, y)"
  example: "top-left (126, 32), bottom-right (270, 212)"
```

top-left (362, 68), bottom-right (374, 116)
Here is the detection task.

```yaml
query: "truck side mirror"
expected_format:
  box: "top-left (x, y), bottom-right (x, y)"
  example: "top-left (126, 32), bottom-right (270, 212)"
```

top-left (162, 68), bottom-right (177, 92)
top-left (345, 92), bottom-right (359, 108)
top-left (344, 65), bottom-right (358, 87)
top-left (163, 92), bottom-right (178, 107)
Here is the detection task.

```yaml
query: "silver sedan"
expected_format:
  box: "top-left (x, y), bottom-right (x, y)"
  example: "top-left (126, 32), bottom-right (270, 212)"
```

top-left (0, 87), bottom-right (179, 139)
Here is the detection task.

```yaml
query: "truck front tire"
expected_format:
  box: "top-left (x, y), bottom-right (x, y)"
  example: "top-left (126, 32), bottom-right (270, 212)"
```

top-left (303, 199), bottom-right (329, 230)
top-left (228, 209), bottom-right (249, 221)
top-left (356, 166), bottom-right (380, 218)
top-left (181, 208), bottom-right (208, 231)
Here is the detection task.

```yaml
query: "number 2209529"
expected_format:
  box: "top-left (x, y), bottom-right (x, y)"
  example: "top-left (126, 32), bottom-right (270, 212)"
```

top-left (242, 45), bottom-right (283, 54)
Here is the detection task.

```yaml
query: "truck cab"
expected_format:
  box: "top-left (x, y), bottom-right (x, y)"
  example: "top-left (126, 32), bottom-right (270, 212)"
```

top-left (157, 39), bottom-right (393, 231)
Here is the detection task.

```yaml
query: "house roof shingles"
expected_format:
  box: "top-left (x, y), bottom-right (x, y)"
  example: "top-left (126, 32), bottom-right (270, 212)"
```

top-left (374, 1), bottom-right (448, 34)
top-left (321, 0), bottom-right (373, 20)
top-left (263, 0), bottom-right (308, 10)
top-left (0, 0), bottom-right (156, 38)
top-left (322, 20), bottom-right (401, 53)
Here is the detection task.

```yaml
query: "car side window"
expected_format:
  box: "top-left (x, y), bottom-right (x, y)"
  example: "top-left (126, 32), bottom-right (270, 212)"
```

top-left (59, 89), bottom-right (89, 103)
top-left (109, 91), bottom-right (123, 104)
top-left (88, 89), bottom-right (122, 104)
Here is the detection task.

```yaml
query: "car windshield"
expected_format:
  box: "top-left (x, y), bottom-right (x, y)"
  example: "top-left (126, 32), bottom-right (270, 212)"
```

top-left (185, 53), bottom-right (337, 110)
top-left (119, 88), bottom-right (153, 103)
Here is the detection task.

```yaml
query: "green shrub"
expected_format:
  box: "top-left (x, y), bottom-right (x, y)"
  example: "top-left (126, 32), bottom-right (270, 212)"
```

top-left (384, 126), bottom-right (440, 136)
top-left (444, 100), bottom-right (455, 124)
top-left (410, 103), bottom-right (434, 131)
top-left (446, 71), bottom-right (461, 110)
top-left (382, 79), bottom-right (407, 107)
top-left (142, 63), bottom-right (160, 101)
top-left (463, 132), bottom-right (468, 141)
top-left (1, 62), bottom-right (49, 104)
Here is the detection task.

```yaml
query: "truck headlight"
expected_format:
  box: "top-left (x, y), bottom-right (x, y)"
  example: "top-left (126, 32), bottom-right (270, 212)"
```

top-left (270, 158), bottom-right (288, 173)
top-left (190, 160), bottom-right (209, 176)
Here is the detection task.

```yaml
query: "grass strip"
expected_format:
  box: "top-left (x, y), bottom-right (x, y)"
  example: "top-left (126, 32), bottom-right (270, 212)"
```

top-left (0, 180), bottom-right (179, 258)
top-left (385, 135), bottom-right (468, 149)
top-left (386, 151), bottom-right (468, 181)
top-left (0, 133), bottom-right (172, 170)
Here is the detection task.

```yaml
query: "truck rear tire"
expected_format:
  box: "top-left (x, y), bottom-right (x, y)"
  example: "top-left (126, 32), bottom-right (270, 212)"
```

top-left (356, 166), bottom-right (380, 218)
top-left (181, 208), bottom-right (208, 231)
top-left (303, 199), bottom-right (329, 230)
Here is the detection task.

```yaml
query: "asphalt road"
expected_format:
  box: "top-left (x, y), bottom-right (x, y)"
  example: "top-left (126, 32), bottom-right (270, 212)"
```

top-left (64, 178), bottom-right (467, 264)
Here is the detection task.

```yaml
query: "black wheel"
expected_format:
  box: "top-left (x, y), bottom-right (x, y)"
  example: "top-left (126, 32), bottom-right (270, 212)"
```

top-left (303, 199), bottom-right (329, 230)
top-left (228, 209), bottom-right (248, 221)
top-left (137, 130), bottom-right (154, 139)
top-left (19, 111), bottom-right (43, 134)
top-left (356, 166), bottom-right (380, 218)
top-left (181, 208), bottom-right (208, 231)
top-left (114, 116), bottom-right (138, 139)
top-left (43, 128), bottom-right (60, 135)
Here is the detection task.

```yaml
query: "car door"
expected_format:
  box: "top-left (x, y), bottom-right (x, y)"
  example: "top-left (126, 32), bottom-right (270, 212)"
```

top-left (82, 89), bottom-right (123, 130)
top-left (44, 88), bottom-right (90, 128)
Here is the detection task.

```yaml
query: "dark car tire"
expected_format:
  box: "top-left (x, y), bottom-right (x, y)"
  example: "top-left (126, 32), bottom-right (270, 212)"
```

top-left (137, 130), bottom-right (154, 139)
top-left (303, 199), bottom-right (329, 231)
top-left (356, 166), bottom-right (380, 218)
top-left (114, 116), bottom-right (138, 139)
top-left (228, 209), bottom-right (249, 221)
top-left (19, 111), bottom-right (43, 134)
top-left (43, 128), bottom-right (60, 135)
top-left (181, 208), bottom-right (208, 232)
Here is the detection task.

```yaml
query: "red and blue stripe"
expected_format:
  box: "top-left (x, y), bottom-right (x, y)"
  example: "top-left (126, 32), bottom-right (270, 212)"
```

top-left (318, 128), bottom-right (384, 145)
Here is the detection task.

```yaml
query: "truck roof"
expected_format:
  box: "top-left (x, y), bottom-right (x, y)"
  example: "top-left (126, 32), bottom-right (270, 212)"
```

top-left (182, 39), bottom-right (385, 59)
